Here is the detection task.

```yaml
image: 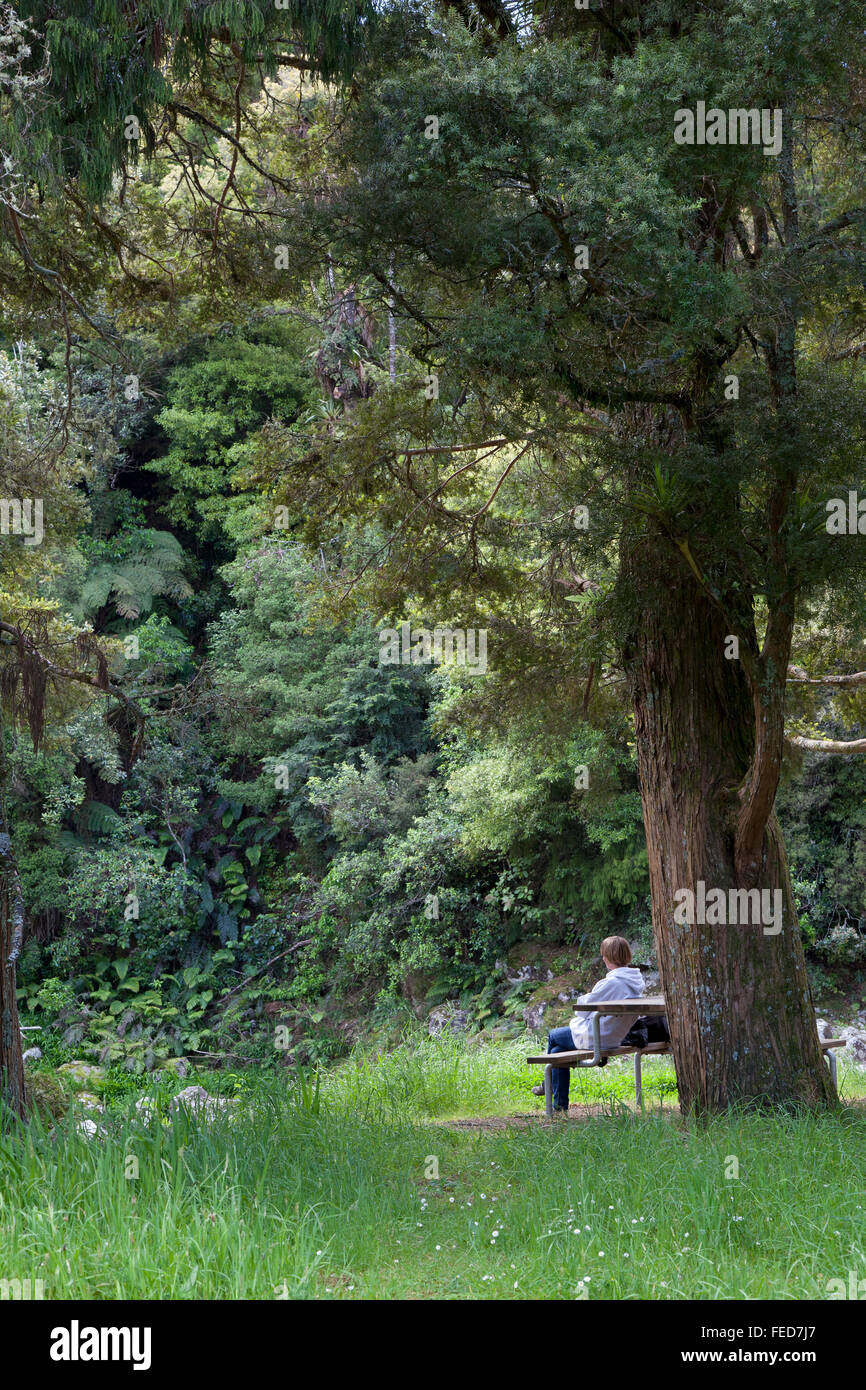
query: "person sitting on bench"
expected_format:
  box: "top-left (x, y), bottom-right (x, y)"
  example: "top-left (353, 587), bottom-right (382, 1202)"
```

top-left (533, 936), bottom-right (645, 1113)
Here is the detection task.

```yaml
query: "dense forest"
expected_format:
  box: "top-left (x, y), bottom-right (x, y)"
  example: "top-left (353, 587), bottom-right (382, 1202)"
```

top-left (1, 0), bottom-right (865, 1104)
top-left (3, 0), bottom-right (866, 1319)
top-left (4, 289), bottom-right (863, 1078)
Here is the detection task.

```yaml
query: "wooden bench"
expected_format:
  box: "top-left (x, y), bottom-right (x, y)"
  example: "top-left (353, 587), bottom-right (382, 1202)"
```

top-left (526, 997), bottom-right (847, 1115)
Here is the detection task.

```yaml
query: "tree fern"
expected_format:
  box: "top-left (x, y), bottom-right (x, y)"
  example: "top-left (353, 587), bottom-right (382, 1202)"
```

top-left (74, 530), bottom-right (192, 622)
top-left (82, 800), bottom-right (125, 836)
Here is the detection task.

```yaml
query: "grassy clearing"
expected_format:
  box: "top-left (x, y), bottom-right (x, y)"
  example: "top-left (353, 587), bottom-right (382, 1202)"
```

top-left (323, 1032), bottom-right (866, 1119)
top-left (1, 1040), bottom-right (864, 1300)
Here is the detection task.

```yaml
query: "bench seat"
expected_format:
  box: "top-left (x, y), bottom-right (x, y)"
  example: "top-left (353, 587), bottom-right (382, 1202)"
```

top-left (526, 1041), bottom-right (672, 1065)
top-left (526, 1037), bottom-right (846, 1115)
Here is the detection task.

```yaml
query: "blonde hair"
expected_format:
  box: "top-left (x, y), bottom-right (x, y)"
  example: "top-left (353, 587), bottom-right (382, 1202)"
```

top-left (600, 936), bottom-right (632, 967)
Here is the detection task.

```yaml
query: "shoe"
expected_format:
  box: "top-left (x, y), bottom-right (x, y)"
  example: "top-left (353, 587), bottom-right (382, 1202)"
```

top-left (531, 1084), bottom-right (545, 1096)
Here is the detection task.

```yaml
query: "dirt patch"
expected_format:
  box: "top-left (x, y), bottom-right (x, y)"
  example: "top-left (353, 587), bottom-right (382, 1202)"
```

top-left (443, 1095), bottom-right (866, 1132)
top-left (440, 1101), bottom-right (673, 1131)
top-left (442, 1114), bottom-right (542, 1132)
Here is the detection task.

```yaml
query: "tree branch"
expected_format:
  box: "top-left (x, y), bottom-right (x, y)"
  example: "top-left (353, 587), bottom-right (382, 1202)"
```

top-left (787, 734), bottom-right (866, 754)
top-left (788, 666), bottom-right (866, 687)
top-left (0, 620), bottom-right (146, 758)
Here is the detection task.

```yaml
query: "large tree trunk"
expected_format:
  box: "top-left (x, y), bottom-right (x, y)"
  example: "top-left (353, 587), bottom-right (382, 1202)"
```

top-left (623, 548), bottom-right (834, 1113)
top-left (0, 830), bottom-right (27, 1121)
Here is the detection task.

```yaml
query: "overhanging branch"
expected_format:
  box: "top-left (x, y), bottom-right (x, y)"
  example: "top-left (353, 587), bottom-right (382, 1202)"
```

top-left (788, 665), bottom-right (866, 688)
top-left (787, 734), bottom-right (866, 754)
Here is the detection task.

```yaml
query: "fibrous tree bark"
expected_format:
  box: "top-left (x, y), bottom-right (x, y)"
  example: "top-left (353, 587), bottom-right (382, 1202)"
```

top-left (0, 756), bottom-right (26, 1121)
top-left (624, 545), bottom-right (833, 1112)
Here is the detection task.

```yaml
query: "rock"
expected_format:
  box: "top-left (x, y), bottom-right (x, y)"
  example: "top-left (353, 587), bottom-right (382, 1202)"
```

top-left (641, 971), bottom-right (661, 993)
top-left (160, 1057), bottom-right (191, 1079)
top-left (337, 1018), bottom-right (363, 1047)
top-left (426, 1009), bottom-right (446, 1037)
top-left (75, 1092), bottom-right (104, 1113)
top-left (838, 1027), bottom-right (866, 1066)
top-left (22, 1046), bottom-right (43, 1063)
top-left (58, 1061), bottom-right (106, 1090)
top-left (816, 1018), bottom-right (834, 1039)
top-left (169, 1084), bottom-right (213, 1114)
top-left (522, 1001), bottom-right (548, 1032)
top-left (426, 1006), bottom-right (470, 1037)
top-left (76, 1118), bottom-right (104, 1139)
top-left (26, 1071), bottom-right (69, 1122)
top-left (506, 964), bottom-right (554, 985)
top-left (169, 1085), bottom-right (237, 1120)
top-left (135, 1097), bottom-right (158, 1123)
top-left (400, 970), bottom-right (436, 1014)
top-left (486, 1022), bottom-right (521, 1042)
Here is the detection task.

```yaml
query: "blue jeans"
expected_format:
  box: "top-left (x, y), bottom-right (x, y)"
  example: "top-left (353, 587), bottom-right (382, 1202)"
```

top-left (547, 1025), bottom-right (576, 1110)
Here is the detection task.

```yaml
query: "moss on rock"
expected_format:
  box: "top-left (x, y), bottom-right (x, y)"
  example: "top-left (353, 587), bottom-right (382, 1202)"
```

top-left (26, 1070), bottom-right (69, 1122)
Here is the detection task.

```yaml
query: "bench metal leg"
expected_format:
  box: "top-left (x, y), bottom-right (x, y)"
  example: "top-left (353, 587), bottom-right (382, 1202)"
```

top-left (574, 1012), bottom-right (603, 1068)
top-left (827, 1048), bottom-right (837, 1089)
top-left (544, 1063), bottom-right (553, 1118)
top-left (634, 1050), bottom-right (643, 1108)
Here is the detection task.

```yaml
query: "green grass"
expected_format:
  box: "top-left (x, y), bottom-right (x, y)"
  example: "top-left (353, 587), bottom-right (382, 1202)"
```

top-left (1, 1040), bottom-right (864, 1300)
top-left (324, 1033), bottom-right (684, 1119)
top-left (323, 1031), bottom-right (866, 1118)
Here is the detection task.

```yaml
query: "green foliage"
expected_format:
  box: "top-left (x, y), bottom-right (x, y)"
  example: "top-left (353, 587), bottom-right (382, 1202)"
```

top-left (66, 529), bottom-right (192, 624)
top-left (290, 1063), bottom-right (321, 1115)
top-left (207, 541), bottom-right (434, 860)
top-left (308, 751), bottom-right (435, 848)
top-left (126, 613), bottom-right (195, 680)
top-left (19, 0), bottom-right (375, 199)
top-left (780, 753), bottom-right (866, 968)
top-left (147, 323), bottom-right (316, 545)
top-left (28, 977), bottom-right (76, 1022)
top-left (4, 0), bottom-right (866, 1095)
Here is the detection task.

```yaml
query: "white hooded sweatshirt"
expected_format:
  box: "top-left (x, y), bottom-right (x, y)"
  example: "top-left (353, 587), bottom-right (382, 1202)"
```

top-left (569, 965), bottom-right (645, 1050)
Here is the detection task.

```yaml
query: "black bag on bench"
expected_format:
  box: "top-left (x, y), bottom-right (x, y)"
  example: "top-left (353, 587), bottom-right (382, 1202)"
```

top-left (621, 1014), bottom-right (670, 1048)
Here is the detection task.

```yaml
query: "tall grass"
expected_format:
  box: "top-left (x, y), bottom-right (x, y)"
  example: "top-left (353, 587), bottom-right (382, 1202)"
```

top-left (1, 1042), bottom-right (864, 1300)
top-left (321, 1032), bottom-right (862, 1120)
top-left (324, 1034), bottom-right (538, 1119)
